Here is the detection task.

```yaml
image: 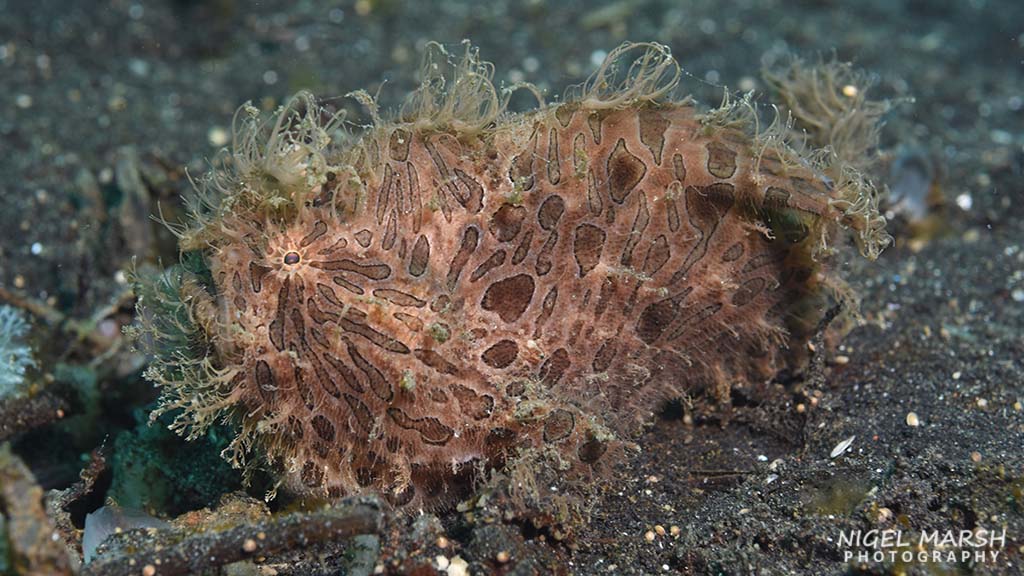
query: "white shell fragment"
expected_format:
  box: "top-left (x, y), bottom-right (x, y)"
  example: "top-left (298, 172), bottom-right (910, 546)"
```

top-left (830, 435), bottom-right (857, 459)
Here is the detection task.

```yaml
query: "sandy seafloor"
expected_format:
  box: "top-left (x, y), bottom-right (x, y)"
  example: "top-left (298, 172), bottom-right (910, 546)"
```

top-left (0, 0), bottom-right (1023, 574)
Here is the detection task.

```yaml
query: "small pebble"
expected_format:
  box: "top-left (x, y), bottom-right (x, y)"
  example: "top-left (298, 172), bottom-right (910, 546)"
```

top-left (670, 525), bottom-right (680, 537)
top-left (496, 550), bottom-right (510, 563)
top-left (243, 538), bottom-right (257, 552)
top-left (970, 451), bottom-right (982, 463)
top-left (447, 556), bottom-right (469, 576)
top-left (906, 412), bottom-right (920, 427)
top-left (977, 398), bottom-right (988, 409)
top-left (644, 530), bottom-right (656, 542)
top-left (436, 536), bottom-right (449, 549)
top-left (208, 126), bottom-right (229, 147)
top-left (876, 507), bottom-right (893, 523)
top-left (142, 566), bottom-right (156, 576)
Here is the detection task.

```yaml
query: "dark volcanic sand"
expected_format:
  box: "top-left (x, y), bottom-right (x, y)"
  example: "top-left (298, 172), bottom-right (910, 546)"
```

top-left (1, 1), bottom-right (1021, 574)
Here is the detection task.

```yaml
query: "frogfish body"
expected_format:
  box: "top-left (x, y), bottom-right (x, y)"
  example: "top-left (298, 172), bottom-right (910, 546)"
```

top-left (134, 43), bottom-right (887, 512)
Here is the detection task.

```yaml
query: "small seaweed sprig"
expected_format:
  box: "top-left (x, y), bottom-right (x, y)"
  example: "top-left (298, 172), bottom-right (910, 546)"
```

top-left (0, 304), bottom-right (35, 394)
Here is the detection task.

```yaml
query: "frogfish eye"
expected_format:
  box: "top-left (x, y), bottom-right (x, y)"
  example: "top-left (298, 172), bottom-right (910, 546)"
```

top-left (283, 251), bottom-right (301, 265)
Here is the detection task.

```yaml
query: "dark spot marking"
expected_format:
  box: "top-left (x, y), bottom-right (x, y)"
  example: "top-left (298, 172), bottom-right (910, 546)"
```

top-left (538, 348), bottom-right (570, 386)
top-left (313, 441), bottom-right (332, 460)
top-left (592, 339), bottom-right (616, 372)
top-left (578, 437), bottom-right (608, 464)
top-left (537, 194), bottom-right (565, 231)
top-left (231, 271), bottom-right (243, 292)
top-left (255, 359), bottom-right (276, 402)
top-left (587, 167), bottom-right (604, 216)
top-left (453, 168), bottom-right (484, 214)
top-left (470, 249), bottom-right (506, 282)
top-left (250, 262), bottom-right (271, 293)
top-left (546, 127), bottom-right (561, 184)
top-left (316, 237), bottom-right (347, 256)
top-left (742, 251), bottom-right (787, 274)
top-left (509, 128), bottom-right (538, 191)
top-left (322, 353), bottom-right (363, 394)
top-left (311, 414), bottom-right (335, 442)
top-left (638, 109), bottom-right (670, 165)
top-left (642, 235), bottom-right (671, 275)
top-left (430, 295), bottom-right (450, 313)
top-left (381, 209), bottom-right (397, 250)
top-left (311, 259), bottom-right (391, 280)
top-left (573, 223), bottom-right (606, 277)
top-left (344, 393), bottom-right (374, 435)
top-left (354, 229), bottom-right (373, 247)
top-left (301, 461), bottom-right (323, 488)
top-left (706, 141), bottom-right (738, 178)
top-left (665, 303), bottom-right (724, 341)
top-left (587, 111), bottom-right (606, 144)
top-left (672, 153), bottom-right (687, 181)
top-left (481, 273), bottom-right (535, 323)
top-left (332, 275), bottom-right (365, 295)
top-left (606, 138), bottom-right (646, 204)
top-left (485, 427), bottom-right (517, 453)
top-left (345, 341), bottom-right (394, 402)
top-left (620, 191), bottom-right (650, 267)
top-left (413, 348), bottom-right (458, 375)
top-left (722, 242), bottom-right (744, 262)
top-left (293, 366), bottom-right (315, 408)
top-left (670, 183), bottom-right (736, 284)
top-left (407, 163), bottom-right (423, 233)
top-left (594, 275), bottom-right (617, 319)
top-left (288, 415), bottom-right (304, 439)
top-left (481, 339), bottom-right (518, 369)
top-left (300, 221), bottom-right (328, 248)
top-left (446, 226), bottom-right (479, 291)
top-left (317, 283), bottom-right (343, 308)
top-left (731, 277), bottom-right (768, 306)
top-left (373, 288), bottom-right (425, 308)
top-left (666, 181), bottom-right (683, 232)
top-left (389, 128), bottom-right (410, 161)
top-left (636, 287), bottom-right (692, 344)
top-left (764, 187), bottom-right (790, 210)
top-left (409, 234), bottom-right (430, 277)
top-left (532, 286), bottom-right (558, 338)
top-left (269, 279), bottom-right (290, 352)
top-left (506, 381), bottom-right (527, 397)
top-left (387, 407), bottom-right (454, 445)
top-left (376, 164), bottom-right (396, 224)
top-left (339, 317), bottom-right (410, 354)
top-left (543, 409), bottom-right (575, 443)
top-left (393, 312), bottom-right (423, 332)
top-left (452, 384), bottom-right (494, 420)
top-left (306, 297), bottom-right (340, 325)
top-left (512, 229), bottom-right (533, 265)
top-left (554, 102), bottom-right (577, 127)
top-left (489, 204), bottom-right (526, 242)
